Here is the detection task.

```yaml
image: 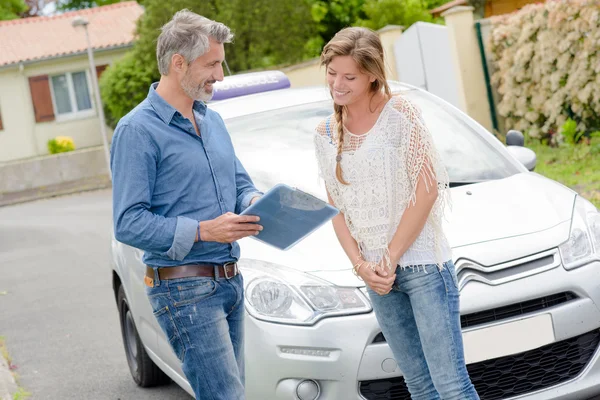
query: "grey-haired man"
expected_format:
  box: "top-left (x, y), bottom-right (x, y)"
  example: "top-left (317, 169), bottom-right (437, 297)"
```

top-left (111, 10), bottom-right (262, 400)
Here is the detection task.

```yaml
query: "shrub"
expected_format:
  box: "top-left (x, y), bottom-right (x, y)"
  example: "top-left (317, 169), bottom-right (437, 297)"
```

top-left (99, 52), bottom-right (158, 129)
top-left (47, 136), bottom-right (76, 154)
top-left (488, 0), bottom-right (600, 141)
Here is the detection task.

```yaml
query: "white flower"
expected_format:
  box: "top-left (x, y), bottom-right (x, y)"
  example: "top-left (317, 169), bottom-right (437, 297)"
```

top-left (489, 0), bottom-right (599, 133)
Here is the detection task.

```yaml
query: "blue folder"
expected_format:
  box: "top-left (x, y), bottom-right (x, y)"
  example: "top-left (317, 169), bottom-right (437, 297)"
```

top-left (240, 184), bottom-right (339, 250)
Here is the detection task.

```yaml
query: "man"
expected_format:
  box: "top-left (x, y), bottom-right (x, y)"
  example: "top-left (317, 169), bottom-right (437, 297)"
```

top-left (110, 10), bottom-right (262, 400)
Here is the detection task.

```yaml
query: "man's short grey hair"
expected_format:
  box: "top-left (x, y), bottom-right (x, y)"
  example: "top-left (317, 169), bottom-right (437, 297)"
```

top-left (157, 10), bottom-right (234, 75)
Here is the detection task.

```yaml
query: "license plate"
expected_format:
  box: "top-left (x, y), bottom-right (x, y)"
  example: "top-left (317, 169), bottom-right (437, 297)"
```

top-left (463, 314), bottom-right (555, 364)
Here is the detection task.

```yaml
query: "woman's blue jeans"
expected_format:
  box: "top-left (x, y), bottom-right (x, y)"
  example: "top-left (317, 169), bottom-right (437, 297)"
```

top-left (367, 261), bottom-right (480, 400)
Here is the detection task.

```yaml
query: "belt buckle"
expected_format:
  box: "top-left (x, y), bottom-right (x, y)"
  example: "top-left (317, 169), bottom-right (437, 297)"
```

top-left (223, 262), bottom-right (237, 280)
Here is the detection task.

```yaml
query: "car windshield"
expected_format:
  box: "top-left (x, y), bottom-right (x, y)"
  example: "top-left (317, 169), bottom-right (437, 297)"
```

top-left (225, 90), bottom-right (520, 189)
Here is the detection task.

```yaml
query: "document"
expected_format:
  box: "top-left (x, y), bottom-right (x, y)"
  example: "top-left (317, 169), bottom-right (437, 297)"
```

top-left (241, 184), bottom-right (339, 250)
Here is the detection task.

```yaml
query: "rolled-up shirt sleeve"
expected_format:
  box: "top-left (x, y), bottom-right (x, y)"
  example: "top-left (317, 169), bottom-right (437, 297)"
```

top-left (111, 123), bottom-right (197, 261)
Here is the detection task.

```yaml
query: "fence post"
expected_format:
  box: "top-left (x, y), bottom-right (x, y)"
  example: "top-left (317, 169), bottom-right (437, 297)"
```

top-left (442, 6), bottom-right (493, 131)
top-left (377, 25), bottom-right (404, 82)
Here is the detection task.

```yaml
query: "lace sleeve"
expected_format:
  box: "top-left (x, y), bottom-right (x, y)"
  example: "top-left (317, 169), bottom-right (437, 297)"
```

top-left (313, 115), bottom-right (346, 213)
top-left (314, 115), bottom-right (334, 178)
top-left (393, 96), bottom-right (449, 206)
top-left (315, 116), bottom-right (335, 142)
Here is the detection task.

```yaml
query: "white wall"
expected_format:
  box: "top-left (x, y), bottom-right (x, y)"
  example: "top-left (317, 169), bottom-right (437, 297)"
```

top-left (0, 146), bottom-right (108, 194)
top-left (394, 22), bottom-right (463, 109)
top-left (0, 48), bottom-right (128, 163)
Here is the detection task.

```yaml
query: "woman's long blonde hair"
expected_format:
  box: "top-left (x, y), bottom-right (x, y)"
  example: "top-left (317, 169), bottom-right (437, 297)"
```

top-left (320, 27), bottom-right (392, 185)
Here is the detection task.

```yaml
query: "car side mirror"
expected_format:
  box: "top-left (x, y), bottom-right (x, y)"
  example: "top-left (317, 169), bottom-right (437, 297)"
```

top-left (506, 130), bottom-right (525, 146)
top-left (505, 130), bottom-right (536, 171)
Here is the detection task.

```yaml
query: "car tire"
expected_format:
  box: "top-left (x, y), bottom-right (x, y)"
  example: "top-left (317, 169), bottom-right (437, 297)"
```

top-left (117, 284), bottom-right (170, 387)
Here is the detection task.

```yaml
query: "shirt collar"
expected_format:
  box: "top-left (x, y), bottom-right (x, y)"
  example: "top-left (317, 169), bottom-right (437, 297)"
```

top-left (147, 82), bottom-right (208, 125)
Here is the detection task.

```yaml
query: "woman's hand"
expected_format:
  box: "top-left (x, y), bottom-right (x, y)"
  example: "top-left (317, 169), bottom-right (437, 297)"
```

top-left (357, 262), bottom-right (396, 295)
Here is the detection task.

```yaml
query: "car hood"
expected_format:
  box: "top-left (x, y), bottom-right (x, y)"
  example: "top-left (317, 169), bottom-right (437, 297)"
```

top-left (443, 172), bottom-right (574, 248)
top-left (239, 172), bottom-right (575, 287)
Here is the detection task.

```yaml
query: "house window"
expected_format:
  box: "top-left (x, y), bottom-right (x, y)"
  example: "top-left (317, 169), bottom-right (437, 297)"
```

top-left (50, 71), bottom-right (94, 119)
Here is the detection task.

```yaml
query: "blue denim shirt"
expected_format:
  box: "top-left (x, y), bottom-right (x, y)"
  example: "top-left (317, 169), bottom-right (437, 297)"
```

top-left (110, 83), bottom-right (261, 267)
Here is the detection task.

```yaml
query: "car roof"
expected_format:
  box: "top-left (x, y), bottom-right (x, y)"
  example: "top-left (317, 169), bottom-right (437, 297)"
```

top-left (209, 81), bottom-right (417, 120)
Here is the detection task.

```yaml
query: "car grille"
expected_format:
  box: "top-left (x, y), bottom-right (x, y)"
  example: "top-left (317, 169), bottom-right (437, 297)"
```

top-left (360, 329), bottom-right (600, 400)
top-left (461, 292), bottom-right (577, 328)
top-left (372, 292), bottom-right (576, 344)
top-left (455, 249), bottom-right (560, 289)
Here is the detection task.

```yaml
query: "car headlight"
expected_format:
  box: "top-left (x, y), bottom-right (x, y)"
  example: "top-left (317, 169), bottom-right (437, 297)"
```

top-left (559, 196), bottom-right (600, 270)
top-left (239, 259), bottom-right (371, 325)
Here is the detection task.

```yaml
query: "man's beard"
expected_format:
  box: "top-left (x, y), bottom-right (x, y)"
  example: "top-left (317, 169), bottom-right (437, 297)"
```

top-left (181, 71), bottom-right (215, 102)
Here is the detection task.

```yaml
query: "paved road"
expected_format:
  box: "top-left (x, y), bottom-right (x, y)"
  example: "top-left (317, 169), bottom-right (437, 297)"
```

top-left (0, 190), bottom-right (190, 400)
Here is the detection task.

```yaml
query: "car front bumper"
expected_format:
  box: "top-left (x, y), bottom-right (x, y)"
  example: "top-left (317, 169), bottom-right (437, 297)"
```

top-left (244, 259), bottom-right (600, 400)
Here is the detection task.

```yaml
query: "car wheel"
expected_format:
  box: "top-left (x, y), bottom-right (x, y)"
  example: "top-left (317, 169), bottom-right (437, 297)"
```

top-left (117, 284), bottom-right (170, 387)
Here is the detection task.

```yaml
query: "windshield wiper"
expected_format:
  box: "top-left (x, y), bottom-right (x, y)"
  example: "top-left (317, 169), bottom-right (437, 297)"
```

top-left (449, 181), bottom-right (479, 188)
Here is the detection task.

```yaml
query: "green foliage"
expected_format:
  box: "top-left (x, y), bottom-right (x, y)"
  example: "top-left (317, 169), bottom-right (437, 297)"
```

top-left (99, 52), bottom-right (157, 128)
top-left (13, 388), bottom-right (32, 400)
top-left (527, 137), bottom-right (600, 208)
top-left (100, 0), bottom-right (442, 125)
top-left (101, 0), bottom-right (319, 126)
top-left (217, 0), bottom-right (318, 71)
top-left (489, 1), bottom-right (600, 140)
top-left (560, 118), bottom-right (583, 145)
top-left (307, 0), bottom-right (366, 46)
top-left (358, 0), bottom-right (436, 31)
top-left (0, 0), bottom-right (27, 20)
top-left (47, 136), bottom-right (76, 154)
top-left (555, 118), bottom-right (600, 163)
top-left (57, 0), bottom-right (129, 11)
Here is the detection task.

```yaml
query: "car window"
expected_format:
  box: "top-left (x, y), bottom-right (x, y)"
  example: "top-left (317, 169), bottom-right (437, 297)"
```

top-left (225, 93), bottom-right (520, 186)
top-left (402, 91), bottom-right (521, 183)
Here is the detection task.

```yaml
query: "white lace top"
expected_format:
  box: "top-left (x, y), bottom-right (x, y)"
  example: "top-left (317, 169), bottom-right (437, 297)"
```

top-left (314, 95), bottom-right (452, 270)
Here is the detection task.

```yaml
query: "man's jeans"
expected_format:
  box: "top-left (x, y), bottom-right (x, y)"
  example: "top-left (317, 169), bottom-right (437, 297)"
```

top-left (367, 261), bottom-right (480, 400)
top-left (146, 270), bottom-right (245, 400)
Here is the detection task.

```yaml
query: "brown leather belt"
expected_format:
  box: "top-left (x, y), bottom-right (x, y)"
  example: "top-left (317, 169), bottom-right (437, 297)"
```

top-left (146, 262), bottom-right (239, 281)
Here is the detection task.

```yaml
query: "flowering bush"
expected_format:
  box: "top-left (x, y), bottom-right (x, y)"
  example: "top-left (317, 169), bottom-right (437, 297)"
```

top-left (488, 0), bottom-right (600, 142)
top-left (47, 136), bottom-right (76, 154)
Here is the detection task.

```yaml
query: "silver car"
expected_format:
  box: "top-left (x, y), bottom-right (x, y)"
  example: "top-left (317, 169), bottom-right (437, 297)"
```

top-left (110, 78), bottom-right (600, 400)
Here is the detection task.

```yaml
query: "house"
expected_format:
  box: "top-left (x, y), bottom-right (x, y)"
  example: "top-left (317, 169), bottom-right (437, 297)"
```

top-left (430, 0), bottom-right (543, 18)
top-left (0, 1), bottom-right (143, 163)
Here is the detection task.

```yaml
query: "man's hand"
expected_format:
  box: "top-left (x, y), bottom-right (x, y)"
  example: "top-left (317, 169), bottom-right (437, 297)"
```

top-left (200, 212), bottom-right (262, 243)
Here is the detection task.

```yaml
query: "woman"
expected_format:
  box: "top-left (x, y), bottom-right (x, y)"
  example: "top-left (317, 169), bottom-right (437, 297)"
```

top-left (313, 27), bottom-right (479, 400)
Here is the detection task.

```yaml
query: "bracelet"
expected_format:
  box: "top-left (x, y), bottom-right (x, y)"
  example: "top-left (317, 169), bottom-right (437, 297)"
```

top-left (196, 224), bottom-right (201, 242)
top-left (352, 261), bottom-right (364, 275)
top-left (352, 261), bottom-right (365, 280)
top-left (353, 255), bottom-right (365, 274)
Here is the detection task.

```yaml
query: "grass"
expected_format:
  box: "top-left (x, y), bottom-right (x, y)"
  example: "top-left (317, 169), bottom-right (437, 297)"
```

top-left (0, 336), bottom-right (11, 366)
top-left (12, 388), bottom-right (31, 400)
top-left (526, 139), bottom-right (600, 208)
top-left (0, 337), bottom-right (31, 400)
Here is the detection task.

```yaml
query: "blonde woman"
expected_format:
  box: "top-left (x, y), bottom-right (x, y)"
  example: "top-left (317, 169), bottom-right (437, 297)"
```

top-left (313, 27), bottom-right (479, 400)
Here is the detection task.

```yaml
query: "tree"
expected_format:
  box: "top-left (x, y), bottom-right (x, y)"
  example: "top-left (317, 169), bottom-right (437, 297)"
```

top-left (358, 0), bottom-right (437, 31)
top-left (99, 52), bottom-right (156, 128)
top-left (307, 0), bottom-right (366, 54)
top-left (0, 0), bottom-right (28, 20)
top-left (56, 0), bottom-right (122, 11)
top-left (100, 0), bottom-right (318, 126)
top-left (218, 0), bottom-right (317, 71)
top-left (21, 0), bottom-right (54, 17)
